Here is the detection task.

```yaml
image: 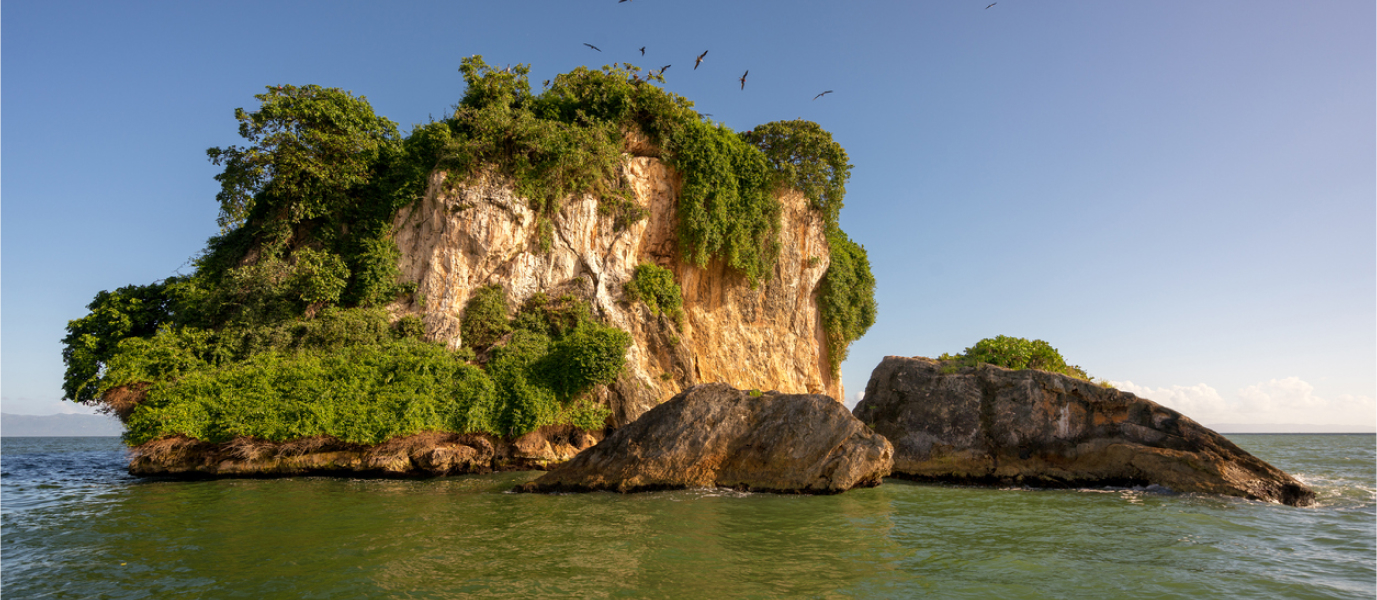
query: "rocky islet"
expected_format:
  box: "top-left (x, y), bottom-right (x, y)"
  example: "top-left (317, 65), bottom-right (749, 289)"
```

top-left (852, 356), bottom-right (1315, 506)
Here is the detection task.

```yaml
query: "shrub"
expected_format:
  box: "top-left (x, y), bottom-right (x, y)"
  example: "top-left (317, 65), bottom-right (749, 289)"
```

top-left (818, 230), bottom-right (877, 376)
top-left (669, 119), bottom-right (780, 286)
top-left (461, 285), bottom-right (511, 348)
top-left (624, 263), bottom-right (683, 320)
top-left (742, 120), bottom-right (852, 226)
top-left (123, 341), bottom-right (498, 446)
top-left (394, 315), bottom-right (426, 340)
top-left (940, 335), bottom-right (1093, 380)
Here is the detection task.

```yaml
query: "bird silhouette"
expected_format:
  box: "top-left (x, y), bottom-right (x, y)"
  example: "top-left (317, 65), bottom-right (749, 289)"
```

top-left (639, 46), bottom-right (646, 55)
top-left (584, 43), bottom-right (601, 52)
top-left (739, 70), bottom-right (748, 90)
top-left (543, 80), bottom-right (551, 88)
top-left (660, 64), bottom-right (671, 74)
top-left (986, 2), bottom-right (996, 8)
top-left (694, 50), bottom-right (708, 70)
top-left (813, 90), bottom-right (833, 100)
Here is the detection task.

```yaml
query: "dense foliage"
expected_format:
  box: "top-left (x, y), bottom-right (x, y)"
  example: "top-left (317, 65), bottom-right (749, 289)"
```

top-left (461, 284), bottom-right (512, 349)
top-left (742, 120), bottom-right (851, 227)
top-left (818, 230), bottom-right (877, 375)
top-left (939, 336), bottom-right (1093, 381)
top-left (112, 298), bottom-right (624, 444)
top-left (62, 58), bottom-right (877, 446)
top-left (623, 263), bottom-right (683, 321)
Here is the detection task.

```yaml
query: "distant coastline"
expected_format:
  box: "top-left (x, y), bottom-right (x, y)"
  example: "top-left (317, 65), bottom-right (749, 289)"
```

top-left (2, 413), bottom-right (124, 437)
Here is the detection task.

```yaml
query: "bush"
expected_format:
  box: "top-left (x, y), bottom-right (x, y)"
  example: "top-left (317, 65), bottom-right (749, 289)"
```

top-left (624, 263), bottom-right (683, 321)
top-left (940, 335), bottom-right (1092, 380)
top-left (669, 120), bottom-right (780, 286)
top-left (123, 341), bottom-right (498, 446)
top-left (461, 285), bottom-right (511, 348)
top-left (742, 120), bottom-right (851, 226)
top-left (818, 230), bottom-right (876, 376)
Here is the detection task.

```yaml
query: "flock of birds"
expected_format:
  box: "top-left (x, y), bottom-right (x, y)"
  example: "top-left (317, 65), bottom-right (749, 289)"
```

top-left (578, 42), bottom-right (832, 101)
top-left (564, 2), bottom-right (1005, 105)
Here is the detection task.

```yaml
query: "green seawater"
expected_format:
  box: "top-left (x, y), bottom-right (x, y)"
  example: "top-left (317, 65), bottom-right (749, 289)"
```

top-left (3, 434), bottom-right (1373, 599)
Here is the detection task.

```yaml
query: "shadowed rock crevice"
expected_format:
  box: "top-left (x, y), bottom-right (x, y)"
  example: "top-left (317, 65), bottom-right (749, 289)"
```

top-left (854, 356), bottom-right (1315, 506)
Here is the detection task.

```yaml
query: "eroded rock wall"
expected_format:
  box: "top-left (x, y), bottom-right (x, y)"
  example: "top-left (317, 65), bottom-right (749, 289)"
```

top-left (390, 155), bottom-right (840, 426)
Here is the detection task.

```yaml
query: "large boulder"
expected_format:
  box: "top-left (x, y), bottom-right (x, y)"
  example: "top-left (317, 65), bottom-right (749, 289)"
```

top-left (516, 383), bottom-right (893, 494)
top-left (854, 356), bottom-right (1315, 506)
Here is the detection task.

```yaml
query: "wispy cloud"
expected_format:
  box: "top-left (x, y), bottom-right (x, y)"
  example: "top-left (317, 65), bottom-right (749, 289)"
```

top-left (1111, 377), bottom-right (1375, 428)
top-left (1112, 381), bottom-right (1230, 421)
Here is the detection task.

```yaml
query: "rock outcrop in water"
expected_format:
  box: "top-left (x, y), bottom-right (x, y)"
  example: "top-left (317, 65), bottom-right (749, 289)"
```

top-left (391, 147), bottom-right (841, 428)
top-left (854, 356), bottom-right (1315, 506)
top-left (128, 427), bottom-right (601, 477)
top-left (516, 383), bottom-right (893, 494)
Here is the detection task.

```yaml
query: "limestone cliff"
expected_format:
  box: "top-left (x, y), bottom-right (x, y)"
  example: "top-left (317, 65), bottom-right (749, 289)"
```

top-left (390, 152), bottom-right (840, 427)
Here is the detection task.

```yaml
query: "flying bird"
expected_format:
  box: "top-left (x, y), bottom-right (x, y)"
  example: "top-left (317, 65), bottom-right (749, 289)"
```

top-left (739, 70), bottom-right (748, 90)
top-left (543, 80), bottom-right (550, 88)
top-left (694, 50), bottom-right (708, 70)
top-left (640, 46), bottom-right (646, 55)
top-left (660, 64), bottom-right (671, 74)
top-left (813, 90), bottom-right (833, 100)
top-left (986, 2), bottom-right (996, 8)
top-left (584, 43), bottom-right (601, 52)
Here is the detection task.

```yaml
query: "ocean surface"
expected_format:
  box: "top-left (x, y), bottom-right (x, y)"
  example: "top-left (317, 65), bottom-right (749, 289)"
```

top-left (2, 435), bottom-right (1373, 599)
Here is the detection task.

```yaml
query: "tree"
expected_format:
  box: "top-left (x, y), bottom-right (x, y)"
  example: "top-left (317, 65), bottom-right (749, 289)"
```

top-left (206, 85), bottom-right (401, 231)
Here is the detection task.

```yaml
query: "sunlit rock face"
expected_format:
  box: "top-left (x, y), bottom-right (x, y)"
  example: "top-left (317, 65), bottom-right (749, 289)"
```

top-left (515, 383), bottom-right (893, 494)
top-left (854, 356), bottom-right (1315, 506)
top-left (391, 155), bottom-right (841, 427)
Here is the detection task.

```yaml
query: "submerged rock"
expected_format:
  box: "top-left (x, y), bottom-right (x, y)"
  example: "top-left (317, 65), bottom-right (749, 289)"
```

top-left (854, 356), bottom-right (1315, 506)
top-left (127, 426), bottom-right (601, 477)
top-left (516, 383), bottom-right (893, 494)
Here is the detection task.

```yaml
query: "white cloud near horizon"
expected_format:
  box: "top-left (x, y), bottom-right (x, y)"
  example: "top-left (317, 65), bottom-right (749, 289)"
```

top-left (0, 396), bottom-right (100, 416)
top-left (1112, 377), bottom-right (1375, 427)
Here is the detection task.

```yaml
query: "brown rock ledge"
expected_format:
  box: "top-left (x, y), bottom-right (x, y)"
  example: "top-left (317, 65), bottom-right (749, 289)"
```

top-left (127, 426), bottom-right (602, 477)
top-left (515, 383), bottom-right (893, 494)
top-left (853, 356), bottom-right (1315, 506)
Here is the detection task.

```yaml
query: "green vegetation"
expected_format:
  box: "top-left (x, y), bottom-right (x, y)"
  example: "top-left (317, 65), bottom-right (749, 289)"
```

top-left (623, 263), bottom-right (683, 321)
top-left (61, 57), bottom-right (877, 447)
top-left (939, 336), bottom-right (1094, 381)
top-left (670, 120), bottom-right (781, 284)
top-left (818, 230), bottom-right (877, 375)
top-left (110, 298), bottom-right (625, 444)
top-left (461, 285), bottom-right (512, 348)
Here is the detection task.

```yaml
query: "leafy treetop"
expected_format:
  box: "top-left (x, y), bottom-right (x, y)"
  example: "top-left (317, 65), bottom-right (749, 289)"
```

top-left (940, 335), bottom-right (1093, 381)
top-left (207, 84), bottom-right (401, 232)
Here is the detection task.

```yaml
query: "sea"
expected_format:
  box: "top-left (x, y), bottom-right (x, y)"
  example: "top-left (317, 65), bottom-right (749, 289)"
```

top-left (2, 434), bottom-right (1373, 599)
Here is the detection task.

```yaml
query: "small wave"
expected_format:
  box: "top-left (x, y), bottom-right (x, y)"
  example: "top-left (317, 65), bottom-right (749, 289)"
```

top-left (1290, 473), bottom-right (1375, 509)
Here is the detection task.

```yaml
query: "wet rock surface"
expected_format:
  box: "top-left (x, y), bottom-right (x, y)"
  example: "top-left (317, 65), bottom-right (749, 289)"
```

top-left (516, 383), bottom-right (893, 494)
top-left (854, 356), bottom-right (1315, 506)
top-left (127, 426), bottom-right (602, 478)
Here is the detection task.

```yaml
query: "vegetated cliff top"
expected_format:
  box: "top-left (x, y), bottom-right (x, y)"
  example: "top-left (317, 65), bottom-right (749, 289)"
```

top-left (59, 57), bottom-right (876, 448)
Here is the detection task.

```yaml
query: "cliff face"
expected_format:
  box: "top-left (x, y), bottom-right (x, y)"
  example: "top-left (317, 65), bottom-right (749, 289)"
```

top-left (390, 154), bottom-right (839, 427)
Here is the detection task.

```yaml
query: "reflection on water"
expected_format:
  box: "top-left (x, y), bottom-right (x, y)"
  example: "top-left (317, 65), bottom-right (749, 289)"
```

top-left (2, 435), bottom-right (1373, 599)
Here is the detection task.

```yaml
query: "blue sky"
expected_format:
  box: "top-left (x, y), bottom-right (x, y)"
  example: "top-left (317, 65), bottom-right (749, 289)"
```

top-left (3, 1), bottom-right (1373, 431)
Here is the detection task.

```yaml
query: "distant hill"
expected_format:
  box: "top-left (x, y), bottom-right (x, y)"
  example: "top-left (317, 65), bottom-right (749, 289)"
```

top-left (1, 413), bottom-right (124, 437)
